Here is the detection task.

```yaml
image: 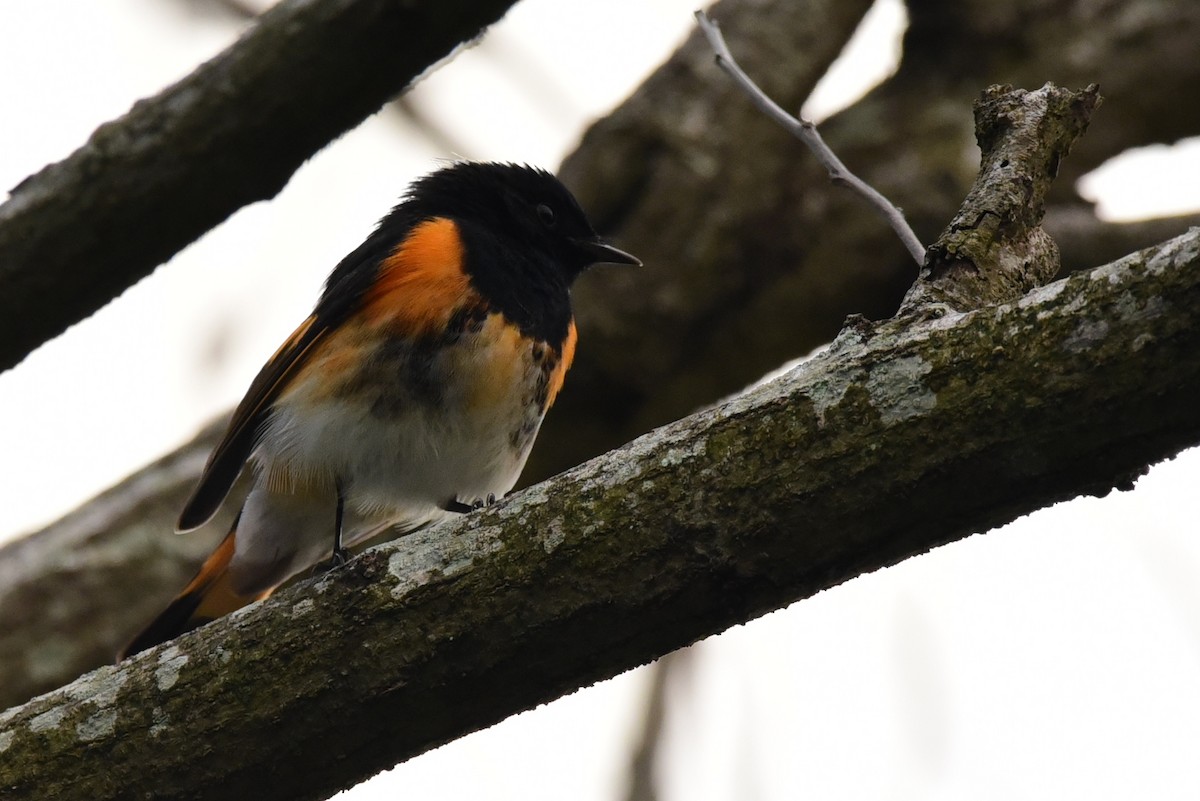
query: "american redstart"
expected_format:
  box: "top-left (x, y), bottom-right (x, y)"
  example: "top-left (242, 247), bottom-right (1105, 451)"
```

top-left (120, 162), bottom-right (639, 659)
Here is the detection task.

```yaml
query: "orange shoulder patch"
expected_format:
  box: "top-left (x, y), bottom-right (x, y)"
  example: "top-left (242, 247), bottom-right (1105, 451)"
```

top-left (362, 217), bottom-right (474, 336)
top-left (546, 320), bottom-right (577, 409)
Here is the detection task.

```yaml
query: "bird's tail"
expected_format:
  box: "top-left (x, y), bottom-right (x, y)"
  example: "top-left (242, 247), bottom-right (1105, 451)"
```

top-left (118, 519), bottom-right (270, 660)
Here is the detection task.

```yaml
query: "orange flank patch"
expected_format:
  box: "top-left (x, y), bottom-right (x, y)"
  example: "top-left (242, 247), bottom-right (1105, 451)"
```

top-left (362, 217), bottom-right (474, 336)
top-left (179, 527), bottom-right (236, 601)
top-left (184, 529), bottom-right (270, 624)
top-left (546, 321), bottom-right (577, 409)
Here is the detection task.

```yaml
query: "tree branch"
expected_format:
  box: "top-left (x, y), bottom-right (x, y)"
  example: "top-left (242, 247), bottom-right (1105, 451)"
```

top-left (4, 0), bottom-right (1200, 712)
top-left (4, 79), bottom-right (1198, 796)
top-left (0, 0), bottom-right (519, 373)
top-left (543, 0), bottom-right (1200, 485)
top-left (694, 9), bottom-right (926, 265)
top-left (0, 0), bottom-right (880, 708)
top-left (3, 222), bottom-right (1198, 799)
top-left (899, 83), bottom-right (1101, 314)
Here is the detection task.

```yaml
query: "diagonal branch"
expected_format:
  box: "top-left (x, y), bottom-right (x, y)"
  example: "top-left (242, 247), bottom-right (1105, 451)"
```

top-left (2, 223), bottom-right (1198, 800)
top-left (0, 83), bottom-right (1194, 797)
top-left (0, 0), bottom-right (519, 373)
top-left (0, 0), bottom-right (882, 710)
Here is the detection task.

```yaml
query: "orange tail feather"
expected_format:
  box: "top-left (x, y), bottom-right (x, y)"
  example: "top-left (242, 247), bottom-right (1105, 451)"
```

top-left (118, 521), bottom-right (270, 660)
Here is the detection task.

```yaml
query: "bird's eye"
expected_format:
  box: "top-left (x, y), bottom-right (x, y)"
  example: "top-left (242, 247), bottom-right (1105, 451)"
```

top-left (536, 203), bottom-right (556, 228)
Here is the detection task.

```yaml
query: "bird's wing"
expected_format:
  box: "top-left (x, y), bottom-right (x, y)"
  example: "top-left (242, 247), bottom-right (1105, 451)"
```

top-left (177, 315), bottom-right (330, 531)
top-left (176, 215), bottom-right (430, 532)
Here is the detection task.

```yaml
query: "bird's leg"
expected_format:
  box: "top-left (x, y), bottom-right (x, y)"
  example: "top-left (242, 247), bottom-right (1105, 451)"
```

top-left (315, 479), bottom-right (351, 576)
top-left (331, 479), bottom-right (350, 565)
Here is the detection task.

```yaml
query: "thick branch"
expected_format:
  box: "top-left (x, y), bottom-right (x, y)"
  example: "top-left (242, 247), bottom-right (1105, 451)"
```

top-left (0, 0), bottom-right (518, 372)
top-left (5, 0), bottom-right (1200, 709)
top-left (2, 227), bottom-right (1198, 800)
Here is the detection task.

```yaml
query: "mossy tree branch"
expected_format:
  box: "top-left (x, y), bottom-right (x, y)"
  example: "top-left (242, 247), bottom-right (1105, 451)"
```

top-left (2, 220), bottom-right (1197, 800)
top-left (0, 0), bottom-right (519, 373)
top-left (0, 0), bottom-right (878, 708)
top-left (3, 0), bottom-right (1199, 740)
top-left (3, 85), bottom-right (1200, 801)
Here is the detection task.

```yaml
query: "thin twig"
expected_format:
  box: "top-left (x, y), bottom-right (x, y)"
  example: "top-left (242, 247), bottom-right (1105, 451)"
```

top-left (694, 10), bottom-right (926, 265)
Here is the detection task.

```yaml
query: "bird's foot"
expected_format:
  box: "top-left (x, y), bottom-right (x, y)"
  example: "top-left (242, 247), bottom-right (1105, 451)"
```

top-left (441, 494), bottom-right (499, 514)
top-left (313, 547), bottom-right (352, 576)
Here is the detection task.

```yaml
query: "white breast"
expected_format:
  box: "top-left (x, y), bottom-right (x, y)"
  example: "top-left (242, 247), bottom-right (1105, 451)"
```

top-left (226, 313), bottom-right (553, 595)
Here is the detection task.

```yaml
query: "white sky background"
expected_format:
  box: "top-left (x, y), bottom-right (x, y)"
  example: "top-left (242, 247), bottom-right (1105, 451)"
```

top-left (2, 1), bottom-right (1200, 799)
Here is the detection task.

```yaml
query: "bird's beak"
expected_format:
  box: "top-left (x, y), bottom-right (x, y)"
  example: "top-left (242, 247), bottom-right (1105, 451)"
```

top-left (577, 238), bottom-right (642, 267)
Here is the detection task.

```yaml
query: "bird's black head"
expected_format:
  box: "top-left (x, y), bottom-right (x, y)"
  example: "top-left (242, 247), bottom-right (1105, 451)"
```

top-left (403, 161), bottom-right (640, 284)
top-left (329, 162), bottom-right (638, 345)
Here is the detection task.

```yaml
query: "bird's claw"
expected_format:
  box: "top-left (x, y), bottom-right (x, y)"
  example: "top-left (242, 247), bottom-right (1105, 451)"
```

top-left (442, 494), bottom-right (499, 514)
top-left (313, 547), bottom-right (351, 576)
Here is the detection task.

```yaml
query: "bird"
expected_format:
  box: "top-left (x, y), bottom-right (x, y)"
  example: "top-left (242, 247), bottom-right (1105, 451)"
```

top-left (119, 161), bottom-right (640, 659)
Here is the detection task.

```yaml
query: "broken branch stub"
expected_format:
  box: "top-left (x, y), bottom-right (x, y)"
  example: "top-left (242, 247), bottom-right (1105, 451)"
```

top-left (900, 83), bottom-right (1102, 315)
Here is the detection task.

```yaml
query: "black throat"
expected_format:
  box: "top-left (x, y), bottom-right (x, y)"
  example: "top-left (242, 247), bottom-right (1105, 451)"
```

top-left (456, 218), bottom-right (574, 348)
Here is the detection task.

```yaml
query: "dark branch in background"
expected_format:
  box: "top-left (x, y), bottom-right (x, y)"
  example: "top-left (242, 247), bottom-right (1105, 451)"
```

top-left (0, 0), bottom-right (520, 373)
top-left (388, 96), bottom-right (479, 161)
top-left (0, 420), bottom-right (236, 710)
top-left (182, 0), bottom-right (483, 156)
top-left (695, 10), bottom-right (925, 265)
top-left (903, 0), bottom-right (1200, 194)
top-left (193, 0), bottom-right (267, 20)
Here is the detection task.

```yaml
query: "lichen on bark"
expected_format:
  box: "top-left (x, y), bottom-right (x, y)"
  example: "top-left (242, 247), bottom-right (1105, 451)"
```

top-left (901, 83), bottom-right (1102, 314)
top-left (2, 223), bottom-right (1197, 801)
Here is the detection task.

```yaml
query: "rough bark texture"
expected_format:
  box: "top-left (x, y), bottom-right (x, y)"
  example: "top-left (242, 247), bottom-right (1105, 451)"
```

top-left (542, 0), bottom-right (1200, 483)
top-left (3, 0), bottom-right (1200, 715)
top-left (0, 0), bottom-right (874, 709)
top-left (0, 0), bottom-right (518, 373)
top-left (899, 83), bottom-right (1100, 314)
top-left (2, 223), bottom-right (1197, 799)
